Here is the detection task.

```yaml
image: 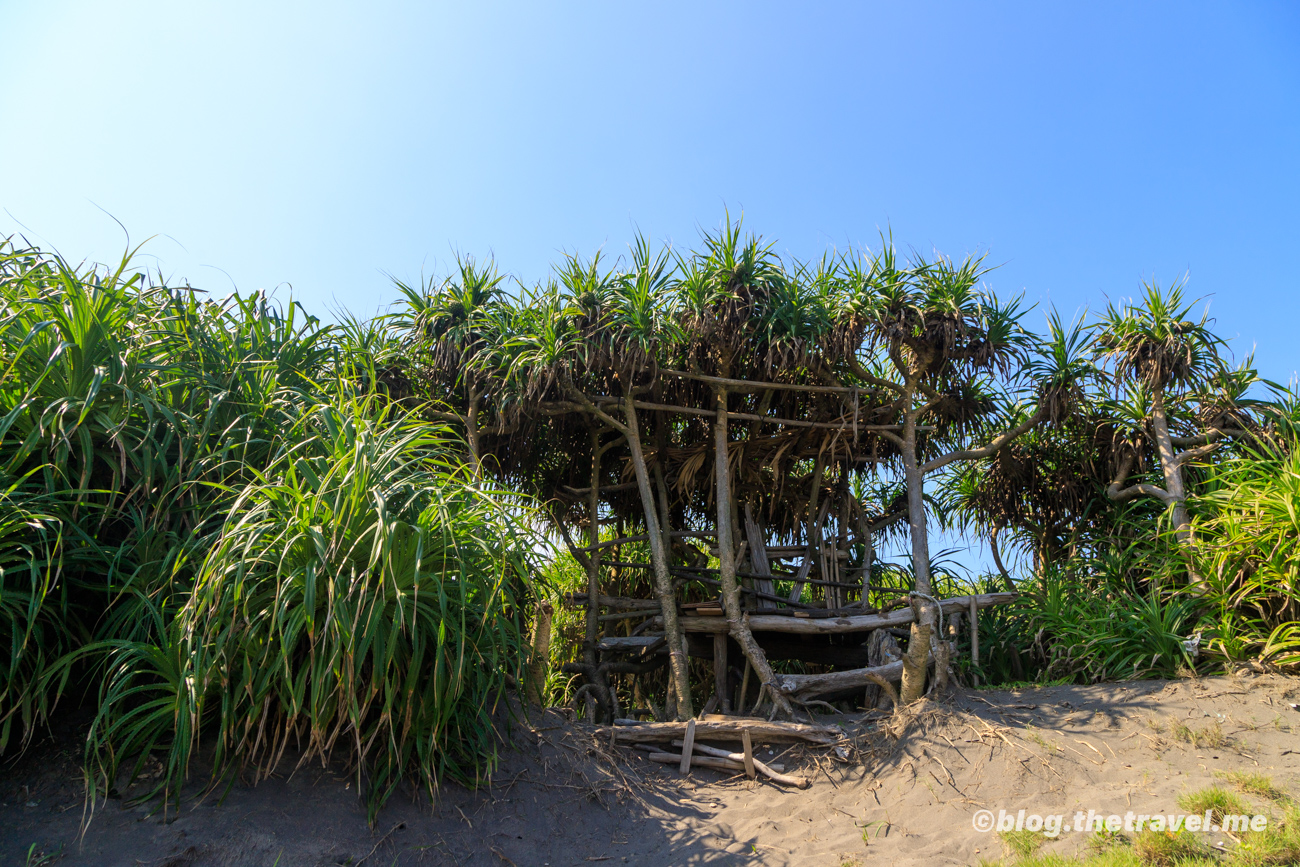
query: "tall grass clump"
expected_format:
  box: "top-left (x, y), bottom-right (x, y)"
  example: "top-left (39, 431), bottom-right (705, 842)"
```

top-left (1195, 443), bottom-right (1300, 671)
top-left (84, 400), bottom-right (535, 820)
top-left (0, 238), bottom-right (542, 820)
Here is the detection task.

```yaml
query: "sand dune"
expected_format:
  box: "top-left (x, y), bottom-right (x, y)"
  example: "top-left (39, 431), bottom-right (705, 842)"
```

top-left (4, 673), bottom-right (1297, 866)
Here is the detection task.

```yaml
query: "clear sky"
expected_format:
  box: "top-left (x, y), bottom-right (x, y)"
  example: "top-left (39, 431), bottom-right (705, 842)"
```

top-left (3, 1), bottom-right (1297, 571)
top-left (4, 2), bottom-right (1298, 371)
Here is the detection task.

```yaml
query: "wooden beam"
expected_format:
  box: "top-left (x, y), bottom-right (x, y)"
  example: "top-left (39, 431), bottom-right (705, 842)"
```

top-left (669, 592), bottom-right (1017, 635)
top-left (564, 593), bottom-right (661, 610)
top-left (593, 395), bottom-right (913, 431)
top-left (597, 636), bottom-right (665, 653)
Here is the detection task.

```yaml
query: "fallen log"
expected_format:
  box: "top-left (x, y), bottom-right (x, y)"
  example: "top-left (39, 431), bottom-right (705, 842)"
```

top-left (666, 592), bottom-right (1016, 635)
top-left (777, 660), bottom-right (904, 703)
top-left (600, 718), bottom-right (844, 745)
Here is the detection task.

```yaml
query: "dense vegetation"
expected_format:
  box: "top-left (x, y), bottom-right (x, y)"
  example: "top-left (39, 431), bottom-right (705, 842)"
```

top-left (0, 240), bottom-right (537, 819)
top-left (1, 223), bottom-right (1297, 818)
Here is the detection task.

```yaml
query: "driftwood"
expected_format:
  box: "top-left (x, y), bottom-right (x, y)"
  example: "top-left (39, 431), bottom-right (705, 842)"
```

top-left (863, 629), bottom-right (901, 709)
top-left (566, 593), bottom-right (661, 611)
top-left (777, 660), bottom-right (906, 703)
top-left (645, 751), bottom-right (746, 773)
top-left (602, 718), bottom-right (844, 745)
top-left (670, 739), bottom-right (808, 788)
top-left (597, 636), bottom-right (665, 653)
top-left (669, 592), bottom-right (1016, 635)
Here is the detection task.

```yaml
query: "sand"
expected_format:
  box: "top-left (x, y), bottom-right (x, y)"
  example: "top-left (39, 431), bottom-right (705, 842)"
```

top-left (3, 673), bottom-right (1297, 866)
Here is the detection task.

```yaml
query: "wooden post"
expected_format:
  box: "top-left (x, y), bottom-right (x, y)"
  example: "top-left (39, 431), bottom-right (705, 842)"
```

top-left (527, 600), bottom-right (553, 705)
top-left (713, 633), bottom-right (730, 713)
top-left (743, 503), bottom-right (776, 609)
top-left (969, 596), bottom-right (980, 686)
top-left (679, 718), bottom-right (696, 774)
top-left (742, 729), bottom-right (756, 779)
top-left (737, 657), bottom-right (752, 715)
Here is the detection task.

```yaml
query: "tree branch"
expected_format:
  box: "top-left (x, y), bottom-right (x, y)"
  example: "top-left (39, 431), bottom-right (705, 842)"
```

top-left (920, 407), bottom-right (1044, 474)
top-left (1104, 452), bottom-right (1175, 504)
top-left (1175, 440), bottom-right (1227, 465)
top-left (560, 372), bottom-right (631, 436)
top-left (1107, 481), bottom-right (1175, 504)
top-left (847, 357), bottom-right (905, 395)
top-left (1168, 427), bottom-right (1248, 448)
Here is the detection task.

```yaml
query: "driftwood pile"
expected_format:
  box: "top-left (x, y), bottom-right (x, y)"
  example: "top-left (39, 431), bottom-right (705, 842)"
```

top-left (604, 716), bottom-right (846, 788)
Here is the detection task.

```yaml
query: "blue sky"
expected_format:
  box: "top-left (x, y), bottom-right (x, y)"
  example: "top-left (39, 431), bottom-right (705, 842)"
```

top-left (3, 2), bottom-right (1297, 371)
top-left (3, 2), bottom-right (1298, 568)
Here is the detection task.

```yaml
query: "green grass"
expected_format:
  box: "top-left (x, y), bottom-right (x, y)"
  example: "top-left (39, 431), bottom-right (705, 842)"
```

top-left (1178, 786), bottom-right (1252, 825)
top-left (1215, 772), bottom-right (1290, 803)
top-left (979, 797), bottom-right (1300, 867)
top-left (1001, 830), bottom-right (1050, 859)
top-left (1167, 720), bottom-right (1231, 750)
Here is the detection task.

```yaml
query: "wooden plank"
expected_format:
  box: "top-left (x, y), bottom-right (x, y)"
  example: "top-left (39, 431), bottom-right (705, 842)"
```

top-left (742, 729), bottom-right (755, 779)
top-left (786, 553), bottom-right (814, 605)
top-left (679, 718), bottom-right (696, 774)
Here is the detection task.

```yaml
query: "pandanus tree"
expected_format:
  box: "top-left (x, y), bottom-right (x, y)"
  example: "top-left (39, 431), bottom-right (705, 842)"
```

top-left (393, 255), bottom-right (513, 473)
top-left (941, 314), bottom-right (1108, 584)
top-left (548, 242), bottom-right (697, 718)
top-left (1093, 280), bottom-right (1257, 589)
top-left (396, 221), bottom-right (1077, 718)
top-left (839, 252), bottom-right (1088, 701)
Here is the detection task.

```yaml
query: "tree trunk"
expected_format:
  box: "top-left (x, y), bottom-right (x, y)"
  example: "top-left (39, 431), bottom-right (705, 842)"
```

top-left (1151, 389), bottom-right (1206, 591)
top-left (527, 600), bottom-right (553, 705)
top-left (989, 524), bottom-right (1015, 592)
top-left (1151, 389), bottom-right (1193, 549)
top-left (713, 386), bottom-right (794, 718)
top-left (898, 387), bottom-right (935, 702)
top-left (901, 396), bottom-right (932, 597)
top-left (622, 396), bottom-right (693, 718)
top-left (899, 595), bottom-right (937, 704)
top-left (584, 431), bottom-right (603, 667)
top-left (465, 384), bottom-right (483, 478)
